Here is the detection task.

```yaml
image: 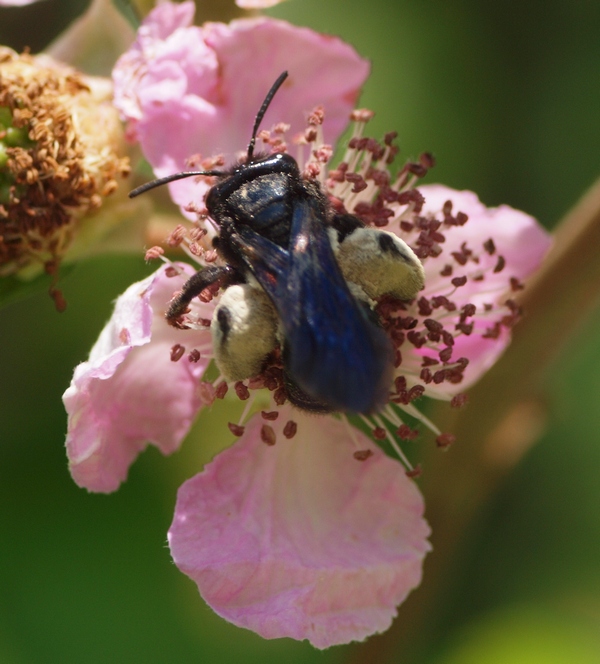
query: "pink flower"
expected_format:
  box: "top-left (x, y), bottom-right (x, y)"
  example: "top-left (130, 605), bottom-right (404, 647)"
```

top-left (169, 409), bottom-right (430, 648)
top-left (63, 264), bottom-right (214, 492)
top-left (63, 170), bottom-right (550, 645)
top-left (63, 2), bottom-right (552, 649)
top-left (112, 1), bottom-right (370, 216)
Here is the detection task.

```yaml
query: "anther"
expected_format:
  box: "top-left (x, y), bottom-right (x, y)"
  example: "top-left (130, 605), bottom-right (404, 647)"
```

top-left (397, 424), bottom-right (419, 440)
top-left (234, 381), bottom-right (250, 400)
top-left (436, 433), bottom-right (456, 448)
top-left (145, 246), bottom-right (164, 261)
top-left (353, 449), bottom-right (374, 461)
top-left (451, 393), bottom-right (469, 408)
top-left (405, 465), bottom-right (422, 478)
top-left (187, 349), bottom-right (201, 363)
top-left (228, 423), bottom-right (245, 437)
top-left (283, 420), bottom-right (297, 439)
top-left (170, 344), bottom-right (185, 362)
top-left (260, 424), bottom-right (276, 446)
top-left (261, 410), bottom-right (279, 421)
top-left (451, 275), bottom-right (467, 288)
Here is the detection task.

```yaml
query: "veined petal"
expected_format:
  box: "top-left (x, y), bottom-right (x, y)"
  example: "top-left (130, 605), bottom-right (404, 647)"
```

top-left (113, 4), bottom-right (369, 215)
top-left (169, 408), bottom-right (430, 648)
top-left (393, 185), bottom-right (552, 396)
top-left (63, 264), bottom-right (213, 493)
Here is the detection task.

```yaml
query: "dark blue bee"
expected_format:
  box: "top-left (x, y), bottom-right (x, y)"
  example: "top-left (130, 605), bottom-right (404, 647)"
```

top-left (130, 72), bottom-right (424, 414)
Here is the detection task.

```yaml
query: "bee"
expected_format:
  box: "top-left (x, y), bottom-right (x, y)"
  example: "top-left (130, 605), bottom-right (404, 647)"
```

top-left (130, 72), bottom-right (424, 414)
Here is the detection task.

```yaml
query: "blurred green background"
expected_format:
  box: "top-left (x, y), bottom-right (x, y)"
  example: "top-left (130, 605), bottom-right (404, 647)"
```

top-left (1, 1), bottom-right (599, 662)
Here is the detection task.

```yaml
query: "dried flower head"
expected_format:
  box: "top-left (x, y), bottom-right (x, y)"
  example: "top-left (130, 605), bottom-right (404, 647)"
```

top-left (0, 48), bottom-right (130, 306)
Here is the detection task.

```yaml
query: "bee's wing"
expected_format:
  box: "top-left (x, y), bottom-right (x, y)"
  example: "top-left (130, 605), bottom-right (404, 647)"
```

top-left (235, 196), bottom-right (393, 414)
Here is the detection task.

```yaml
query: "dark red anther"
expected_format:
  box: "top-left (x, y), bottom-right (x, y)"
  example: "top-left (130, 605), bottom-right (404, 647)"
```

top-left (234, 381), bottom-right (250, 400)
top-left (451, 393), bottom-right (469, 408)
top-left (456, 321), bottom-right (474, 335)
top-left (451, 275), bottom-right (467, 288)
top-left (394, 376), bottom-right (407, 392)
top-left (424, 318), bottom-right (443, 334)
top-left (397, 424), bottom-right (420, 440)
top-left (451, 251), bottom-right (468, 266)
top-left (164, 266), bottom-right (180, 278)
top-left (345, 172), bottom-right (368, 193)
top-left (510, 277), bottom-right (525, 291)
top-left (483, 323), bottom-right (501, 339)
top-left (283, 420), bottom-right (298, 439)
top-left (483, 238), bottom-right (496, 255)
top-left (261, 410), bottom-right (279, 421)
top-left (384, 131), bottom-right (398, 145)
top-left (394, 349), bottom-right (403, 367)
top-left (439, 347), bottom-right (453, 362)
top-left (442, 330), bottom-right (455, 347)
top-left (215, 382), bottom-right (229, 399)
top-left (408, 385), bottom-right (425, 402)
top-left (436, 433), bottom-right (456, 448)
top-left (400, 316), bottom-right (418, 330)
top-left (170, 344), bottom-right (185, 362)
top-left (188, 349), bottom-right (201, 363)
top-left (419, 367), bottom-right (433, 385)
top-left (461, 303), bottom-right (477, 319)
top-left (405, 464), bottom-right (422, 478)
top-left (261, 424), bottom-right (276, 446)
top-left (417, 296), bottom-right (433, 316)
top-left (273, 387), bottom-right (287, 405)
top-left (433, 369), bottom-right (447, 384)
top-left (419, 152), bottom-right (435, 168)
top-left (440, 264), bottom-right (453, 277)
top-left (407, 162), bottom-right (427, 177)
top-left (372, 427), bottom-right (387, 440)
top-left (228, 423), bottom-right (245, 437)
top-left (407, 330), bottom-right (426, 348)
top-left (493, 255), bottom-right (506, 273)
top-left (354, 449), bottom-right (374, 461)
top-left (304, 127), bottom-right (318, 142)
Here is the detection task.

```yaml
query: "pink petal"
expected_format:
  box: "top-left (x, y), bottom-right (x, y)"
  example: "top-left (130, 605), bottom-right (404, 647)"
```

top-left (63, 264), bottom-right (213, 493)
top-left (169, 408), bottom-right (430, 648)
top-left (399, 185), bottom-right (552, 395)
top-left (113, 6), bottom-right (369, 215)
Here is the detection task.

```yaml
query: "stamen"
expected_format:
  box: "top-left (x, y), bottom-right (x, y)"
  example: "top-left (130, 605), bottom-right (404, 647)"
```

top-left (261, 424), bottom-right (276, 446)
top-left (283, 420), bottom-right (298, 439)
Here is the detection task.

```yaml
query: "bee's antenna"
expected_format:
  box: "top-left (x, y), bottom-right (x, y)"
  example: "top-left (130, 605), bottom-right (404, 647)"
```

top-left (129, 71), bottom-right (289, 199)
top-left (128, 169), bottom-right (224, 198)
top-left (247, 71), bottom-right (289, 161)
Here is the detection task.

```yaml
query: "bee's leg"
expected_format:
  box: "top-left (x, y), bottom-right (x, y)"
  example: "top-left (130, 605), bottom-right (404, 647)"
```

top-left (166, 265), bottom-right (241, 326)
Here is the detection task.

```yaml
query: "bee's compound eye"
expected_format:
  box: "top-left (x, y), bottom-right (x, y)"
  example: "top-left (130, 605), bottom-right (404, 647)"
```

top-left (336, 228), bottom-right (425, 301)
top-left (211, 284), bottom-right (279, 381)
